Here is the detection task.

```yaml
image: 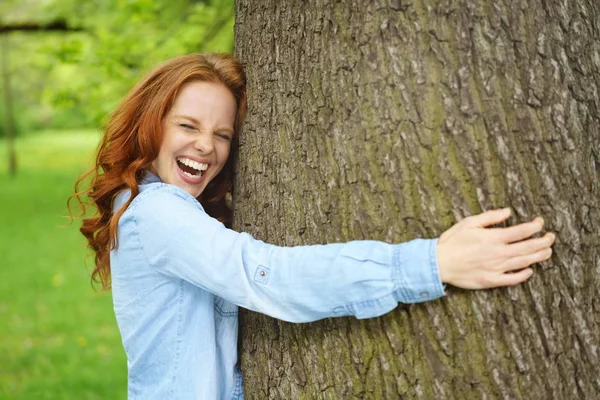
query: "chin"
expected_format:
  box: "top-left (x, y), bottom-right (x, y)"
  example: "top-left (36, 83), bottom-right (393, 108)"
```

top-left (189, 184), bottom-right (206, 199)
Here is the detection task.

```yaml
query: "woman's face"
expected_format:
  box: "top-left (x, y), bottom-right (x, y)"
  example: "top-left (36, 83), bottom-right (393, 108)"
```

top-left (152, 81), bottom-right (236, 198)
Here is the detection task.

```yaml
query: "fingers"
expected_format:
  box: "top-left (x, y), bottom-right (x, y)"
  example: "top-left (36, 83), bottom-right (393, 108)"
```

top-left (492, 268), bottom-right (534, 287)
top-left (467, 208), bottom-right (511, 228)
top-left (493, 217), bottom-right (544, 243)
top-left (502, 247), bottom-right (552, 272)
top-left (438, 209), bottom-right (554, 291)
top-left (505, 232), bottom-right (556, 257)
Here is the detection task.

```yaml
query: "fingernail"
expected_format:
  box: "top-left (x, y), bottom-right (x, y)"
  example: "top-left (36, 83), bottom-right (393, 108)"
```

top-left (536, 217), bottom-right (544, 227)
top-left (527, 269), bottom-right (534, 277)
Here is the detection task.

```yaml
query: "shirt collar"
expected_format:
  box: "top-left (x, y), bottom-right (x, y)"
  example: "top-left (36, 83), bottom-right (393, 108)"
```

top-left (141, 170), bottom-right (162, 185)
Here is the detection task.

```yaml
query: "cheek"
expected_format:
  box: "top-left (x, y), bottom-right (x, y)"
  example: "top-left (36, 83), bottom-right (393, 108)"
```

top-left (218, 143), bottom-right (232, 164)
top-left (155, 147), bottom-right (169, 166)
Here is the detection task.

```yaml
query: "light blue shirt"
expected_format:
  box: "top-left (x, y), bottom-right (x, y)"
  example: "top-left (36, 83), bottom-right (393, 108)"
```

top-left (110, 172), bottom-right (445, 399)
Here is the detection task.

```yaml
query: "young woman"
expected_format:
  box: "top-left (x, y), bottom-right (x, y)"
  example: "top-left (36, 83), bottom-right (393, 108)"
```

top-left (71, 53), bottom-right (555, 399)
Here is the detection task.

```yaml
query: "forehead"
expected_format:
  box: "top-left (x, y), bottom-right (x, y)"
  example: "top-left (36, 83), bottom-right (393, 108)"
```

top-left (170, 81), bottom-right (236, 124)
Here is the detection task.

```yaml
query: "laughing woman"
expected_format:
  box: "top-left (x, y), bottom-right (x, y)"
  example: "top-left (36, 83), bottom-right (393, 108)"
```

top-left (70, 53), bottom-right (555, 400)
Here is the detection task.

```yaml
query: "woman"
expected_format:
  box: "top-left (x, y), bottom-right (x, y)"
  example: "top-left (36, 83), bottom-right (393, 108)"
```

top-left (70, 53), bottom-right (555, 399)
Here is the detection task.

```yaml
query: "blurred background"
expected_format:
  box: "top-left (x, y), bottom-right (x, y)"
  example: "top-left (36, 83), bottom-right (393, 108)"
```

top-left (0, 0), bottom-right (234, 398)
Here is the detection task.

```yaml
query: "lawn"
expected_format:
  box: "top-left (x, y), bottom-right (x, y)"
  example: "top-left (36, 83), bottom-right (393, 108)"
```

top-left (0, 130), bottom-right (127, 399)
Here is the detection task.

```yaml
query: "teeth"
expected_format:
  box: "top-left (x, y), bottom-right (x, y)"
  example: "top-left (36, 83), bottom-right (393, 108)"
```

top-left (177, 157), bottom-right (208, 172)
top-left (183, 170), bottom-right (201, 178)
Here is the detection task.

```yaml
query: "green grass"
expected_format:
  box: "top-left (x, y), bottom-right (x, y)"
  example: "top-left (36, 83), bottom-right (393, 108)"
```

top-left (0, 130), bottom-right (127, 399)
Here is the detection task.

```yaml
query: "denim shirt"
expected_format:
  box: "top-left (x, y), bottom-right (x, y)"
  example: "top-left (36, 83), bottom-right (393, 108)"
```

top-left (110, 173), bottom-right (445, 399)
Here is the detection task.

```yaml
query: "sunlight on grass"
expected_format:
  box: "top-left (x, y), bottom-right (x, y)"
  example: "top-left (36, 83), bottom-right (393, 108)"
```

top-left (0, 130), bottom-right (127, 400)
top-left (0, 130), bottom-right (101, 174)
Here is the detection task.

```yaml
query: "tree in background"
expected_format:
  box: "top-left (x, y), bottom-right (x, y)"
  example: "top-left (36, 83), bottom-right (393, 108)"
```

top-left (1, 34), bottom-right (17, 174)
top-left (1, 4), bottom-right (83, 175)
top-left (233, 1), bottom-right (599, 398)
top-left (0, 0), bottom-right (234, 132)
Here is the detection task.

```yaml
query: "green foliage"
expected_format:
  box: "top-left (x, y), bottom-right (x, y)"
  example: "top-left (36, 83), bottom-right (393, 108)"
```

top-left (1, 0), bottom-right (234, 131)
top-left (0, 130), bottom-right (126, 399)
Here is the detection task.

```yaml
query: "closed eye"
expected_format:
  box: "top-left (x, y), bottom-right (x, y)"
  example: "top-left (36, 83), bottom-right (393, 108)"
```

top-left (216, 133), bottom-right (232, 141)
top-left (179, 123), bottom-right (197, 130)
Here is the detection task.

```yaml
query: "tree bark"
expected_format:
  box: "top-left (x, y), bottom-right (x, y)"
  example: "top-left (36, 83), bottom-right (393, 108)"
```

top-left (233, 1), bottom-right (600, 399)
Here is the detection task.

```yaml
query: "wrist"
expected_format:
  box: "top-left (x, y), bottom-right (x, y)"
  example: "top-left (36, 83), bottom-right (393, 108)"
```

top-left (436, 238), bottom-right (450, 284)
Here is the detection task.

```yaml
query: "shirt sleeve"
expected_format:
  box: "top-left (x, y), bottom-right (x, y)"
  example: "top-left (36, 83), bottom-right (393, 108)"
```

top-left (129, 185), bottom-right (445, 323)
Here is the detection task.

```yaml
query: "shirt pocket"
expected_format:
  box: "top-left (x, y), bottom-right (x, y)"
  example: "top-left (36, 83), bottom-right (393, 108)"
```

top-left (214, 296), bottom-right (239, 317)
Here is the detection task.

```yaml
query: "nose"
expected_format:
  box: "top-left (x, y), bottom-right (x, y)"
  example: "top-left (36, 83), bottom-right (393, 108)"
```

top-left (193, 131), bottom-right (214, 154)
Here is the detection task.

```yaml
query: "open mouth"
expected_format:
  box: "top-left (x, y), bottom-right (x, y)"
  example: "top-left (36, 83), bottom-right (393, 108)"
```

top-left (176, 157), bottom-right (208, 179)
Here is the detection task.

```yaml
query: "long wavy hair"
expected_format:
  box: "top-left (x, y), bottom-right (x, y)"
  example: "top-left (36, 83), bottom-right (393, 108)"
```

top-left (69, 53), bottom-right (247, 290)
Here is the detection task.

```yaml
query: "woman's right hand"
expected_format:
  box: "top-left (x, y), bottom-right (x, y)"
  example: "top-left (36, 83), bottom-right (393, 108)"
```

top-left (436, 208), bottom-right (556, 289)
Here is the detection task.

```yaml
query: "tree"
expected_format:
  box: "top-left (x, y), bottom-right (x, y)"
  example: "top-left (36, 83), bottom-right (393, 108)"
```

top-left (42, 0), bottom-right (235, 125)
top-left (0, 19), bottom-right (82, 175)
top-left (0, 0), bottom-right (234, 132)
top-left (1, 34), bottom-right (17, 175)
top-left (233, 1), bottom-right (600, 398)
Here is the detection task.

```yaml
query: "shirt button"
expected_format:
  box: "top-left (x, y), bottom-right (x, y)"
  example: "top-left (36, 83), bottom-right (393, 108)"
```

top-left (420, 292), bottom-right (429, 298)
top-left (259, 270), bottom-right (266, 277)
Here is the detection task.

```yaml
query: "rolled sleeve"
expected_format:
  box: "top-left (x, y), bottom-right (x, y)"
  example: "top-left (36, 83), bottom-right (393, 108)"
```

top-left (393, 238), bottom-right (446, 303)
top-left (127, 183), bottom-right (446, 323)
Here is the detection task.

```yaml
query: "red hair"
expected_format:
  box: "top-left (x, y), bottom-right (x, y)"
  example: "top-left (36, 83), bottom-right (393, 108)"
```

top-left (69, 53), bottom-right (247, 290)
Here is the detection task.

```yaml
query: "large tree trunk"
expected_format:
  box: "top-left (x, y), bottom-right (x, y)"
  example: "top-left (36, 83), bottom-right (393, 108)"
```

top-left (233, 1), bottom-right (600, 398)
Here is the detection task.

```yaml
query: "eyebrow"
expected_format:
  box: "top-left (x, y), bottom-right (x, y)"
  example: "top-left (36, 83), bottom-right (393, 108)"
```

top-left (173, 115), bottom-right (234, 134)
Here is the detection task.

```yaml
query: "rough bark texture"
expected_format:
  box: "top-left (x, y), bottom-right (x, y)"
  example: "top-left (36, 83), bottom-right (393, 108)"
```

top-left (233, 1), bottom-right (600, 399)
